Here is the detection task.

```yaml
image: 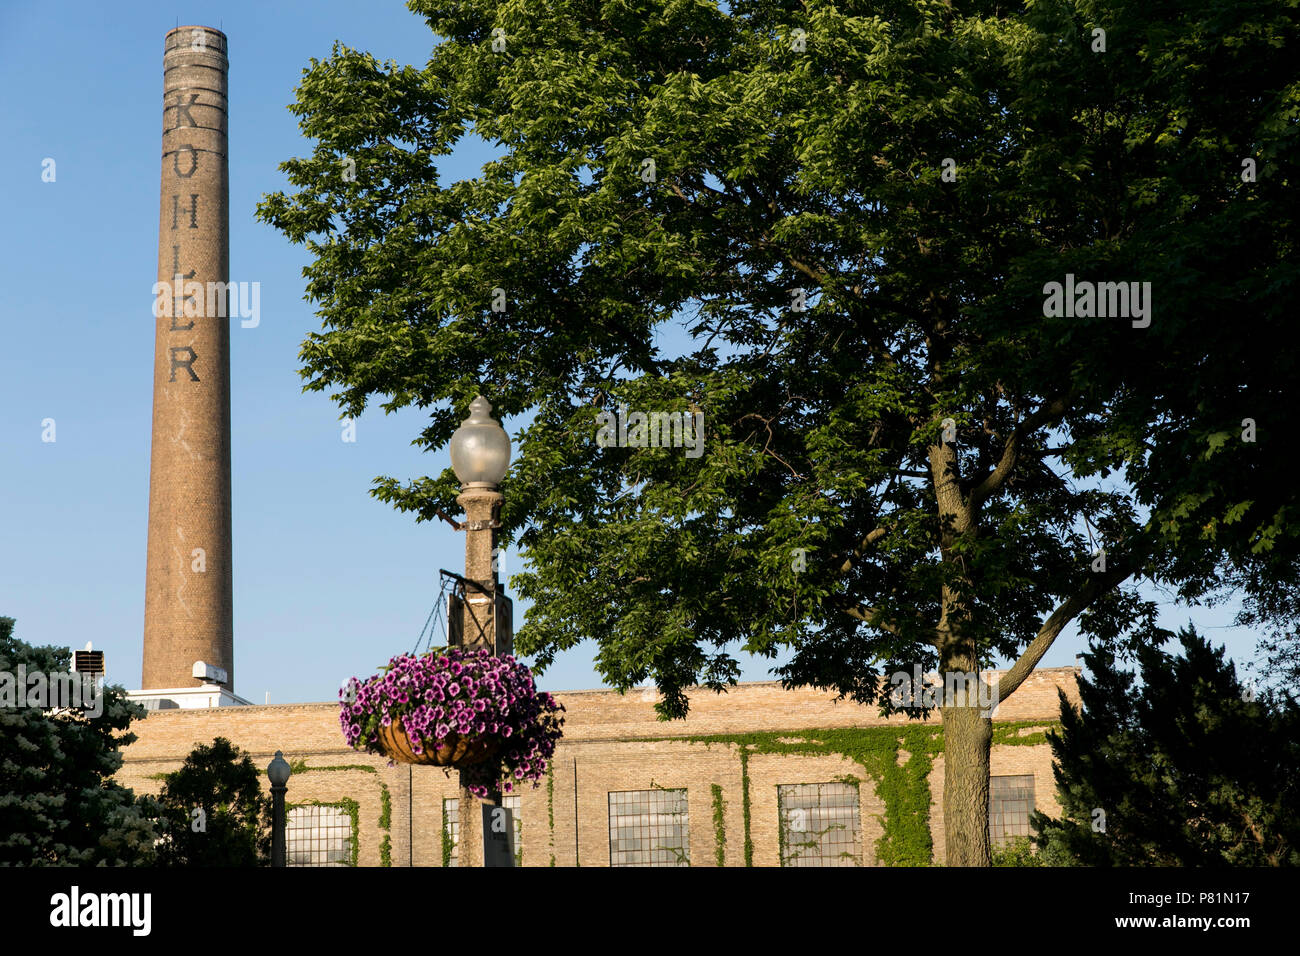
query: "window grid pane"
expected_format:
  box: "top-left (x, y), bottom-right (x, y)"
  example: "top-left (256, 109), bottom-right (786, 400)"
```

top-left (989, 774), bottom-right (1035, 845)
top-left (444, 797), bottom-right (459, 867)
top-left (286, 804), bottom-right (353, 867)
top-left (608, 789), bottom-right (690, 867)
top-left (778, 782), bottom-right (861, 866)
top-left (503, 793), bottom-right (522, 865)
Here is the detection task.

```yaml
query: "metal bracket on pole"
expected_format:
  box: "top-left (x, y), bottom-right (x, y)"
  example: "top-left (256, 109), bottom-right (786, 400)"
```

top-left (439, 569), bottom-right (513, 656)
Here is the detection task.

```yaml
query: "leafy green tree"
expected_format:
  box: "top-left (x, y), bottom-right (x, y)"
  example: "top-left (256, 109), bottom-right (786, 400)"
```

top-left (257, 0), bottom-right (1299, 863)
top-left (154, 737), bottom-right (271, 867)
top-left (0, 617), bottom-right (159, 865)
top-left (1034, 627), bottom-right (1300, 866)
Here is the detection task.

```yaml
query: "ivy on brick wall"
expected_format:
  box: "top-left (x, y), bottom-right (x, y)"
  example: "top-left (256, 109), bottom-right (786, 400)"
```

top-left (288, 762), bottom-right (392, 867)
top-left (289, 760), bottom-right (375, 775)
top-left (379, 783), bottom-right (392, 867)
top-left (441, 800), bottom-right (453, 868)
top-left (268, 723), bottom-right (1053, 867)
top-left (625, 720), bottom-right (1062, 866)
top-left (991, 723), bottom-right (1053, 747)
top-left (739, 748), bottom-right (754, 867)
top-left (675, 728), bottom-right (937, 865)
top-left (547, 762), bottom-right (556, 867)
top-left (711, 783), bottom-right (726, 866)
top-left (286, 797), bottom-right (360, 867)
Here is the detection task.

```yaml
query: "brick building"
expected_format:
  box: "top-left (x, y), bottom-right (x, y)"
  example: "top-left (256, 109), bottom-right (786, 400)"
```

top-left (116, 667), bottom-right (1077, 866)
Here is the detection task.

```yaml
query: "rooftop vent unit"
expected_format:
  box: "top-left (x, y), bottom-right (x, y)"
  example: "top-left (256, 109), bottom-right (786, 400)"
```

top-left (192, 661), bottom-right (228, 684)
top-left (72, 642), bottom-right (105, 678)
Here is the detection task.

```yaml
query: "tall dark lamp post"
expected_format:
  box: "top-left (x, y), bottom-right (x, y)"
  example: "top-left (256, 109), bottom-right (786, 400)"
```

top-left (268, 750), bottom-right (292, 867)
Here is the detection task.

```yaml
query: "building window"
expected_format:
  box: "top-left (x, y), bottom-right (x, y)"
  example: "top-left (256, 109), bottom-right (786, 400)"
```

top-left (989, 774), bottom-right (1035, 845)
top-left (286, 804), bottom-right (353, 866)
top-left (444, 795), bottom-right (522, 866)
top-left (504, 794), bottom-right (522, 865)
top-left (443, 797), bottom-right (459, 867)
top-left (608, 789), bottom-right (690, 867)
top-left (777, 782), bottom-right (861, 866)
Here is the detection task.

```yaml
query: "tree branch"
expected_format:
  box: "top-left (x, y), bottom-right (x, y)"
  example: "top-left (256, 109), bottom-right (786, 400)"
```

top-left (845, 605), bottom-right (901, 635)
top-left (968, 389), bottom-right (1075, 514)
top-left (996, 559), bottom-right (1137, 704)
top-left (434, 507), bottom-right (466, 531)
top-left (839, 522), bottom-right (895, 573)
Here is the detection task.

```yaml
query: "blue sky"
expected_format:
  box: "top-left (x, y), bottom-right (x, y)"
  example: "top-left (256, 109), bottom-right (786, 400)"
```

top-left (0, 0), bottom-right (1262, 707)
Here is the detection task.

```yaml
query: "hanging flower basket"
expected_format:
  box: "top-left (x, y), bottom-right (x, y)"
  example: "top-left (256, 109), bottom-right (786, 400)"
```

top-left (374, 723), bottom-right (499, 767)
top-left (339, 646), bottom-right (564, 797)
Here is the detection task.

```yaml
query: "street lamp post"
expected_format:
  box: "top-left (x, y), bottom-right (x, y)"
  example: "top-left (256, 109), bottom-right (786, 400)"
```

top-left (267, 750), bottom-right (292, 867)
top-left (448, 395), bottom-right (511, 868)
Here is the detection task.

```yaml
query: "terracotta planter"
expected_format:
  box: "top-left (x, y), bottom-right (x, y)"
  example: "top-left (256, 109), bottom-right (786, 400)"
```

top-left (375, 721), bottom-right (500, 767)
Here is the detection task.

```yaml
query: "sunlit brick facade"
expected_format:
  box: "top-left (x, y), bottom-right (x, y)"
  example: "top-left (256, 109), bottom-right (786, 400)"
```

top-left (115, 668), bottom-right (1077, 866)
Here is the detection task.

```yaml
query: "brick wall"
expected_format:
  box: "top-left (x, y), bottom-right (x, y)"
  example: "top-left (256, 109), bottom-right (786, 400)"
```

top-left (117, 668), bottom-right (1078, 866)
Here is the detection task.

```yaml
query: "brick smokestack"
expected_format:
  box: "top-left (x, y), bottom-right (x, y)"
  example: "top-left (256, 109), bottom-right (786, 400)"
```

top-left (142, 27), bottom-right (233, 691)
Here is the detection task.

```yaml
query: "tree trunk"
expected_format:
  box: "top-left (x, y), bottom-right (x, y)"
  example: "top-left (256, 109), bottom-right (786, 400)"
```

top-left (941, 702), bottom-right (993, 866)
top-left (928, 428), bottom-right (995, 866)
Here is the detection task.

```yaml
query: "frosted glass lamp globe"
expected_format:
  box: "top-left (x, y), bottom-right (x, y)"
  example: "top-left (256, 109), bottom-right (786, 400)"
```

top-left (449, 395), bottom-right (511, 488)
